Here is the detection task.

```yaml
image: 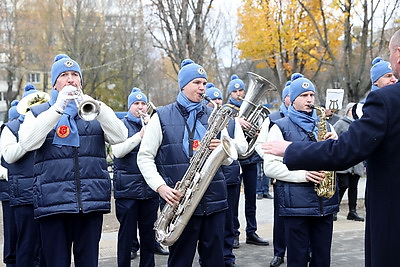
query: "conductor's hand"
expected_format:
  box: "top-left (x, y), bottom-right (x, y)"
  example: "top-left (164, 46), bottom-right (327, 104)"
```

top-left (54, 85), bottom-right (77, 113)
top-left (209, 138), bottom-right (221, 150)
top-left (305, 171), bottom-right (325, 184)
top-left (324, 131), bottom-right (338, 140)
top-left (157, 184), bottom-right (182, 207)
top-left (262, 140), bottom-right (292, 157)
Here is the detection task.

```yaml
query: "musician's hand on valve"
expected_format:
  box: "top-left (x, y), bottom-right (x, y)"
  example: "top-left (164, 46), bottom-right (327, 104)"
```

top-left (305, 171), bottom-right (325, 184)
top-left (157, 185), bottom-right (182, 207)
top-left (238, 117), bottom-right (252, 130)
top-left (54, 85), bottom-right (77, 113)
top-left (209, 138), bottom-right (221, 150)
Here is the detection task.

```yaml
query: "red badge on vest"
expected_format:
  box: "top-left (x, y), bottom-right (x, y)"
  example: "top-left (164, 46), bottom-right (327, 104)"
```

top-left (193, 140), bottom-right (200, 151)
top-left (56, 125), bottom-right (70, 138)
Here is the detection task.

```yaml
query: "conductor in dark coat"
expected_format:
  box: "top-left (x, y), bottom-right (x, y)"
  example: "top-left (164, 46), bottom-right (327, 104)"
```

top-left (261, 29), bottom-right (400, 267)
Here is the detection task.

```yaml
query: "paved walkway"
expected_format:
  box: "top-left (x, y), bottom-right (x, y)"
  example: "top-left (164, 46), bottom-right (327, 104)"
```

top-left (97, 178), bottom-right (366, 267)
top-left (0, 178), bottom-right (367, 266)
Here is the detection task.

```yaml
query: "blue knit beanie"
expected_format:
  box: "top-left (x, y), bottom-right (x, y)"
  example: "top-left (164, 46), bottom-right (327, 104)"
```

top-left (282, 81), bottom-right (291, 100)
top-left (228, 74), bottom-right (245, 93)
top-left (370, 57), bottom-right (392, 83)
top-left (178, 59), bottom-right (207, 90)
top-left (128, 87), bottom-right (148, 108)
top-left (289, 73), bottom-right (315, 102)
top-left (22, 83), bottom-right (38, 97)
top-left (51, 54), bottom-right (82, 86)
top-left (205, 83), bottom-right (223, 100)
top-left (8, 100), bottom-right (20, 121)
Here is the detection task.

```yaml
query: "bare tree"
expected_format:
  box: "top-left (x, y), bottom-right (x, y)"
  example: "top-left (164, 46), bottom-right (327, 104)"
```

top-left (147, 0), bottom-right (215, 74)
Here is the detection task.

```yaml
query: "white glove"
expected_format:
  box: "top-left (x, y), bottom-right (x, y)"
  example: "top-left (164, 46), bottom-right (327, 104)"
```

top-left (54, 85), bottom-right (77, 113)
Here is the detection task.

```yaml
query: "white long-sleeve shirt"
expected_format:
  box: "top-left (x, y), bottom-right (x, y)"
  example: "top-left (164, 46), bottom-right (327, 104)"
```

top-left (1, 125), bottom-right (27, 164)
top-left (263, 122), bottom-right (337, 183)
top-left (112, 130), bottom-right (142, 158)
top-left (137, 113), bottom-right (247, 192)
top-left (18, 103), bottom-right (128, 153)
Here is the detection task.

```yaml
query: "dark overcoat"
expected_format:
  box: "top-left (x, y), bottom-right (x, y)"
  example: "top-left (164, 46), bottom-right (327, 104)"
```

top-left (283, 82), bottom-right (400, 267)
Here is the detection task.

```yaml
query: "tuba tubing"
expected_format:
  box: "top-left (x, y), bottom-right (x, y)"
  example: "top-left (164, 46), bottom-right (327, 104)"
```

top-left (238, 72), bottom-right (277, 159)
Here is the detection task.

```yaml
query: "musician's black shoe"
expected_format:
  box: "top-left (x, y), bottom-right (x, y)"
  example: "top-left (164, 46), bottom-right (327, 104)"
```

top-left (256, 193), bottom-right (263, 199)
top-left (233, 235), bottom-right (240, 249)
top-left (154, 244), bottom-right (169, 255)
top-left (333, 213), bottom-right (337, 221)
top-left (246, 232), bottom-right (269, 246)
top-left (130, 250), bottom-right (138, 260)
top-left (263, 192), bottom-right (274, 199)
top-left (270, 256), bottom-right (284, 267)
top-left (347, 211), bottom-right (364, 222)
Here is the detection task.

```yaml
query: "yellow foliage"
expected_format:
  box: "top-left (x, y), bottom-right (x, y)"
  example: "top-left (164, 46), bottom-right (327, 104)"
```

top-left (237, 0), bottom-right (343, 77)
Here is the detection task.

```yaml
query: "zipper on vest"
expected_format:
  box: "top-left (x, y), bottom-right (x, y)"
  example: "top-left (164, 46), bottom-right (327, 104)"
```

top-left (73, 148), bottom-right (83, 211)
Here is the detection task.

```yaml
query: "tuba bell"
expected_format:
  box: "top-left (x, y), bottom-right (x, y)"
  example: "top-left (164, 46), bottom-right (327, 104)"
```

top-left (17, 91), bottom-right (51, 115)
top-left (238, 72), bottom-right (277, 159)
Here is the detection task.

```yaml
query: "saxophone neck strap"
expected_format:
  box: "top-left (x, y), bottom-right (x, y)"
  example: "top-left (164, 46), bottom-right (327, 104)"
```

top-left (184, 119), bottom-right (197, 158)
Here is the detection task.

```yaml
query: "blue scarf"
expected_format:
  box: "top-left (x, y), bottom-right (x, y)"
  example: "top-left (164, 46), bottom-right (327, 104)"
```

top-left (279, 103), bottom-right (289, 117)
top-left (229, 96), bottom-right (242, 108)
top-left (126, 110), bottom-right (142, 125)
top-left (50, 88), bottom-right (80, 147)
top-left (288, 105), bottom-right (318, 140)
top-left (371, 84), bottom-right (380, 92)
top-left (176, 92), bottom-right (207, 158)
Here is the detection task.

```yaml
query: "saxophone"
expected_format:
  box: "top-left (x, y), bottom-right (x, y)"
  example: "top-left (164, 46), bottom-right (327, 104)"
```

top-left (154, 95), bottom-right (238, 246)
top-left (311, 105), bottom-right (336, 199)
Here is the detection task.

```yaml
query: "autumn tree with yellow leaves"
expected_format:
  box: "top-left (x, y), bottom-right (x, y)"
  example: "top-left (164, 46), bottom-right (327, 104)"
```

top-left (237, 0), bottom-right (342, 96)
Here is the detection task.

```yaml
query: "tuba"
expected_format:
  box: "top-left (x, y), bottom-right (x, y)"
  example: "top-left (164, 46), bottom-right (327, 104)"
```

top-left (238, 72), bottom-right (277, 159)
top-left (154, 95), bottom-right (238, 246)
top-left (311, 105), bottom-right (336, 199)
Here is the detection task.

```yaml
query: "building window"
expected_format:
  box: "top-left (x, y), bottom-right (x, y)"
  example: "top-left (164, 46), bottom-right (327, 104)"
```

top-left (27, 73), bottom-right (40, 83)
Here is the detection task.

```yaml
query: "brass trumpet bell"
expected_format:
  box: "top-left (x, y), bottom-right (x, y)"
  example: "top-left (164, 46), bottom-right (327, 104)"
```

top-left (17, 91), bottom-right (51, 114)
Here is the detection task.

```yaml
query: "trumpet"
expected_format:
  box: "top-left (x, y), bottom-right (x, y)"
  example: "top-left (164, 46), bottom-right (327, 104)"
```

top-left (138, 101), bottom-right (157, 127)
top-left (73, 88), bottom-right (100, 121)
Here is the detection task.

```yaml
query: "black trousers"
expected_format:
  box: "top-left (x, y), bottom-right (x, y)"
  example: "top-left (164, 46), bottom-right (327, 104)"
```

top-left (337, 173), bottom-right (361, 210)
top-left (272, 184), bottom-right (286, 258)
top-left (38, 212), bottom-right (103, 267)
top-left (2, 200), bottom-right (17, 267)
top-left (284, 215), bottom-right (334, 267)
top-left (115, 198), bottom-right (158, 267)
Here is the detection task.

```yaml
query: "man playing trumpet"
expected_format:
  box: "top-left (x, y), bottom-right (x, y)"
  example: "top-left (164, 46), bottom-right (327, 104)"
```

top-left (17, 54), bottom-right (127, 267)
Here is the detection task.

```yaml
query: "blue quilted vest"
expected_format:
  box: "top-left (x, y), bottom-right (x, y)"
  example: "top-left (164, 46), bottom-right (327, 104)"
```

top-left (30, 103), bottom-right (111, 219)
top-left (113, 117), bottom-right (157, 199)
top-left (274, 117), bottom-right (339, 216)
top-left (155, 102), bottom-right (228, 216)
top-left (1, 120), bottom-right (35, 206)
